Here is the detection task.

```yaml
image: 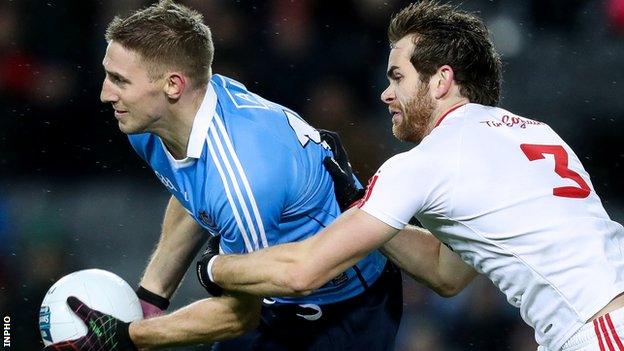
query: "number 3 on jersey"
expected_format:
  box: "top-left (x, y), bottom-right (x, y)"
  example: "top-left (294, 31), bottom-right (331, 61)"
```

top-left (520, 144), bottom-right (590, 199)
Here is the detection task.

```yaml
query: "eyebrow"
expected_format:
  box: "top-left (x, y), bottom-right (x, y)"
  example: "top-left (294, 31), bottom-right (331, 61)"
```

top-left (103, 67), bottom-right (129, 83)
top-left (386, 66), bottom-right (399, 79)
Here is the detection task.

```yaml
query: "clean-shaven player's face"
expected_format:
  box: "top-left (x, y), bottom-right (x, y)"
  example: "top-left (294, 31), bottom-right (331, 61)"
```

top-left (100, 41), bottom-right (167, 134)
top-left (381, 36), bottom-right (436, 144)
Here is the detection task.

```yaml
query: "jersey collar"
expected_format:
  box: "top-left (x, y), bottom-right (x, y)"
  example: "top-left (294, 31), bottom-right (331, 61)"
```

top-left (187, 82), bottom-right (217, 158)
top-left (433, 103), bottom-right (467, 129)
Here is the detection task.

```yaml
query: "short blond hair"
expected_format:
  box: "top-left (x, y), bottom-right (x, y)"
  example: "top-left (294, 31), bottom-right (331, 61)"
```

top-left (105, 0), bottom-right (214, 88)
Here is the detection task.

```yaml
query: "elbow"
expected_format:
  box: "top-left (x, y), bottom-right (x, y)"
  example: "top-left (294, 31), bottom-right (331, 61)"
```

top-left (431, 281), bottom-right (464, 298)
top-left (431, 270), bottom-right (476, 297)
top-left (434, 286), bottom-right (461, 298)
top-left (223, 303), bottom-right (260, 339)
top-left (283, 265), bottom-right (321, 297)
top-left (229, 314), bottom-right (259, 338)
top-left (222, 321), bottom-right (254, 339)
top-left (241, 301), bottom-right (261, 332)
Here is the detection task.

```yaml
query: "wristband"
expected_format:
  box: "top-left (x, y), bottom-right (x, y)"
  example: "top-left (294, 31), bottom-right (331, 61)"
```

top-left (207, 254), bottom-right (219, 282)
top-left (135, 286), bottom-right (170, 310)
top-left (196, 256), bottom-right (224, 297)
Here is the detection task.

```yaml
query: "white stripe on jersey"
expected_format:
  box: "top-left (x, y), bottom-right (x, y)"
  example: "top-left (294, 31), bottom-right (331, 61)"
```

top-left (208, 114), bottom-right (267, 250)
top-left (206, 128), bottom-right (254, 253)
top-left (214, 115), bottom-right (269, 248)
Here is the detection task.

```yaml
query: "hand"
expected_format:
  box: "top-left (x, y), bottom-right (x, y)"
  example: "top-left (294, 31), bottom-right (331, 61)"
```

top-left (43, 296), bottom-right (136, 351)
top-left (196, 234), bottom-right (224, 297)
top-left (319, 129), bottom-right (365, 211)
top-left (136, 286), bottom-right (169, 318)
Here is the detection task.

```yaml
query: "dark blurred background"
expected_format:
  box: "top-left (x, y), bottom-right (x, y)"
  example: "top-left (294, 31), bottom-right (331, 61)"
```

top-left (1, 0), bottom-right (623, 350)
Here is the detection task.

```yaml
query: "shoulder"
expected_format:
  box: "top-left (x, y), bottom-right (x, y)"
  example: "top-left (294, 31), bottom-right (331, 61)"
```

top-left (375, 145), bottom-right (454, 188)
top-left (457, 103), bottom-right (549, 134)
top-left (127, 132), bottom-right (151, 144)
top-left (127, 133), bottom-right (154, 158)
top-left (211, 74), bottom-right (285, 112)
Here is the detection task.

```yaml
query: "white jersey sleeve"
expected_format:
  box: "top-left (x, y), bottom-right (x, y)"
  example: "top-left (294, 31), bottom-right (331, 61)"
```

top-left (360, 135), bottom-right (456, 230)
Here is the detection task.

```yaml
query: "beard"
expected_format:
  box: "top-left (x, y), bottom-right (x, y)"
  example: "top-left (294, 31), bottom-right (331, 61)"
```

top-left (392, 83), bottom-right (435, 144)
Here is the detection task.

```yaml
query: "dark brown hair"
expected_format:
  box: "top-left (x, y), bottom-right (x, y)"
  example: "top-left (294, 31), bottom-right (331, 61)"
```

top-left (105, 0), bottom-right (214, 88)
top-left (388, 1), bottom-right (502, 106)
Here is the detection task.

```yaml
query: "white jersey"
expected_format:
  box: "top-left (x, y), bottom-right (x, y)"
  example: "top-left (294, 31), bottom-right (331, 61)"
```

top-left (360, 103), bottom-right (624, 350)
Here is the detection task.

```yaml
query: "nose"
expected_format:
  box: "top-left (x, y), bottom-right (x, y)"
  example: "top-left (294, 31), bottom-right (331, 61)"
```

top-left (380, 85), bottom-right (395, 105)
top-left (100, 79), bottom-right (118, 104)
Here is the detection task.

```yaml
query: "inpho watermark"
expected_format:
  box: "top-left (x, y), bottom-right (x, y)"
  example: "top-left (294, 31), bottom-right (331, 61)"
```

top-left (3, 315), bottom-right (10, 347)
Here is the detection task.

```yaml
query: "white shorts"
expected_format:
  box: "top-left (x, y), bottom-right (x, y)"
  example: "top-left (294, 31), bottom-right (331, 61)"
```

top-left (538, 307), bottom-right (624, 351)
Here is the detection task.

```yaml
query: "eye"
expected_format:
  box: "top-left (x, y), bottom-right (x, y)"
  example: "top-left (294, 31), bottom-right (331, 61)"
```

top-left (107, 73), bottom-right (126, 85)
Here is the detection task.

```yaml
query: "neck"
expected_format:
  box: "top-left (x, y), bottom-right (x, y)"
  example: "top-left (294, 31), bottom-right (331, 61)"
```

top-left (154, 85), bottom-right (207, 160)
top-left (428, 97), bottom-right (470, 132)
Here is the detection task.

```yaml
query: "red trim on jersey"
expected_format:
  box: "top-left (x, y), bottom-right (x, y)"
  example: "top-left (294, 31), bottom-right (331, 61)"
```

top-left (347, 199), bottom-right (362, 210)
top-left (597, 318), bottom-right (608, 351)
top-left (358, 175), bottom-right (379, 208)
top-left (433, 103), bottom-right (467, 128)
top-left (600, 316), bottom-right (617, 351)
top-left (606, 314), bottom-right (624, 351)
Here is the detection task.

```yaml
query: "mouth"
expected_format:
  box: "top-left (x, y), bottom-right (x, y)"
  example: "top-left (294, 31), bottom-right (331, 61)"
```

top-left (390, 110), bottom-right (402, 124)
top-left (114, 109), bottom-right (128, 119)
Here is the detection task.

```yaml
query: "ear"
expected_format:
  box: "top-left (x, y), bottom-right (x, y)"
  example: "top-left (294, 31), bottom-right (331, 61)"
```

top-left (432, 65), bottom-right (454, 100)
top-left (163, 72), bottom-right (187, 100)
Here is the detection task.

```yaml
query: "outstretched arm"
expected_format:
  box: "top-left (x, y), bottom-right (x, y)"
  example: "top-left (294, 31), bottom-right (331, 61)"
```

top-left (211, 213), bottom-right (475, 298)
top-left (211, 207), bottom-right (400, 296)
top-left (381, 226), bottom-right (477, 297)
top-left (44, 294), bottom-right (260, 350)
top-left (129, 294), bottom-right (260, 349)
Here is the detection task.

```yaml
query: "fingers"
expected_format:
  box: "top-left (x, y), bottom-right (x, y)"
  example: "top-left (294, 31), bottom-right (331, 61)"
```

top-left (323, 157), bottom-right (344, 177)
top-left (66, 296), bottom-right (92, 322)
top-left (318, 129), bottom-right (340, 142)
top-left (206, 234), bottom-right (221, 252)
top-left (43, 339), bottom-right (81, 350)
top-left (319, 130), bottom-right (351, 170)
top-left (319, 130), bottom-right (340, 150)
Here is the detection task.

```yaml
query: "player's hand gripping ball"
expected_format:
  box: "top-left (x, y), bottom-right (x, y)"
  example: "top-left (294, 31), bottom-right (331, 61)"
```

top-left (42, 296), bottom-right (137, 351)
top-left (39, 269), bottom-right (142, 349)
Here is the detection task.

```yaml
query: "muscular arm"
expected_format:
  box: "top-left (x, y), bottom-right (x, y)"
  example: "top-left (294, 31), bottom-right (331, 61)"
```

top-left (211, 208), bottom-right (400, 296)
top-left (381, 226), bottom-right (477, 297)
top-left (140, 196), bottom-right (207, 298)
top-left (129, 294), bottom-right (260, 349)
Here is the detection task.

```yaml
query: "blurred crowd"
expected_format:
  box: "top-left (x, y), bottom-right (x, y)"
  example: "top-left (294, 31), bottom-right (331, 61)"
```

top-left (1, 0), bottom-right (624, 350)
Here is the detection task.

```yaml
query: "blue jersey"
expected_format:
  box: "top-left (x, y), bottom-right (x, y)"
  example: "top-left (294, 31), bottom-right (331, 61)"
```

top-left (129, 74), bottom-right (386, 304)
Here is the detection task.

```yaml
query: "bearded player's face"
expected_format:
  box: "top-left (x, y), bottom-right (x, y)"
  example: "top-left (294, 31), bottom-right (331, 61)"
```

top-left (380, 36), bottom-right (436, 144)
top-left (100, 41), bottom-right (167, 135)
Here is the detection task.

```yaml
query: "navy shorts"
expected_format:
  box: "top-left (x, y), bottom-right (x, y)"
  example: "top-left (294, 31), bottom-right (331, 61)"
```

top-left (213, 261), bottom-right (403, 351)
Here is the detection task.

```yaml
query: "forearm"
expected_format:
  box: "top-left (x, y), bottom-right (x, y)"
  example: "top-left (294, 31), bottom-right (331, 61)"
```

top-left (381, 226), bottom-right (440, 284)
top-left (129, 294), bottom-right (260, 349)
top-left (140, 196), bottom-right (207, 298)
top-left (212, 242), bottom-right (314, 296)
top-left (211, 208), bottom-right (399, 296)
top-left (381, 225), bottom-right (477, 297)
